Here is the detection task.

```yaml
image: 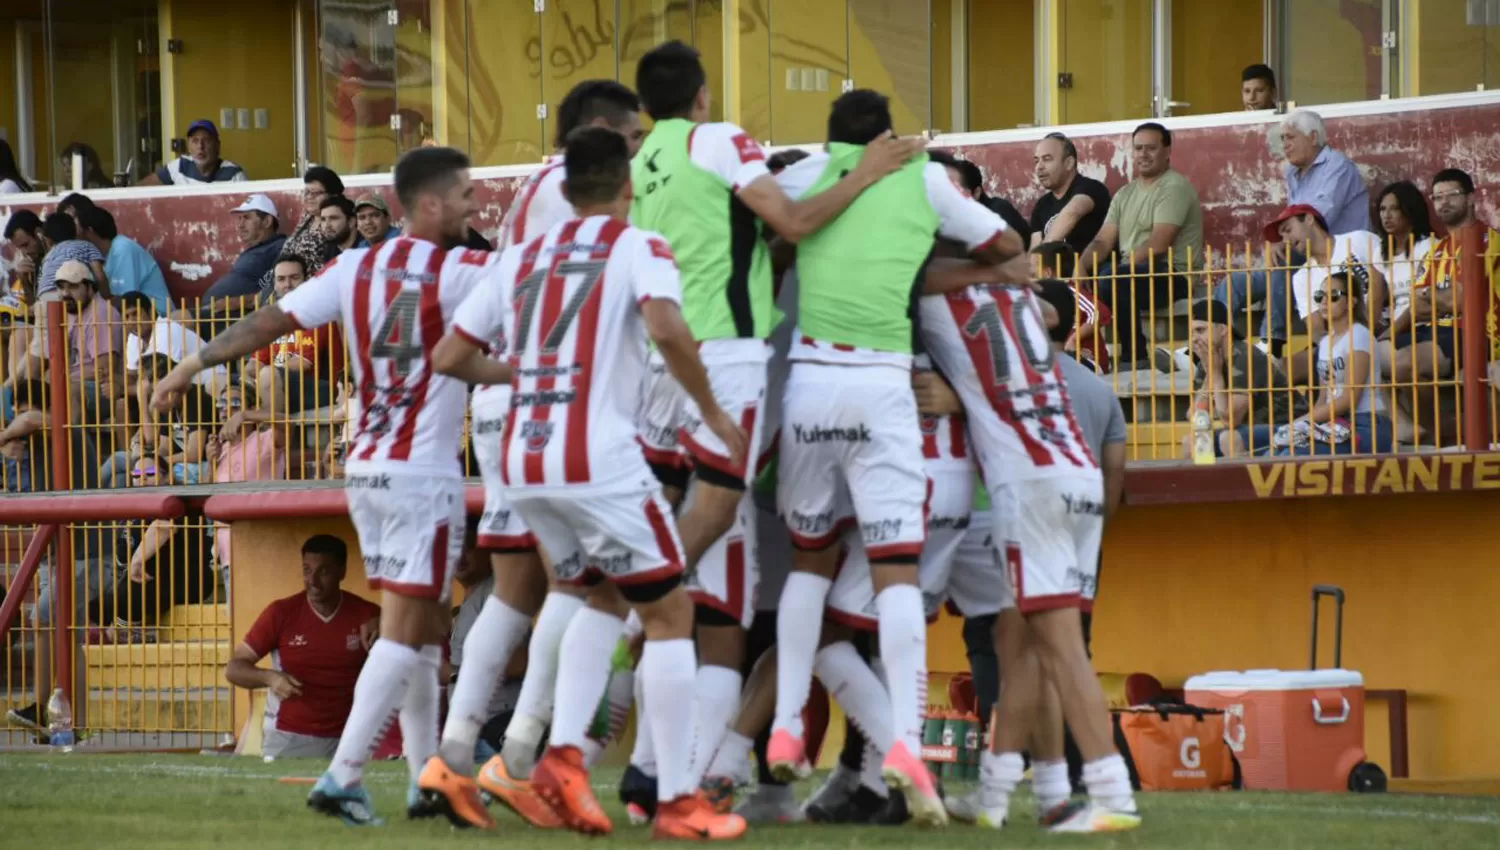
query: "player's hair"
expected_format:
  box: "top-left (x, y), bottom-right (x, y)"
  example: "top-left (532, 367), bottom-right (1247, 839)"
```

top-left (1035, 278), bottom-right (1078, 343)
top-left (562, 126), bottom-right (632, 207)
top-left (928, 149), bottom-right (984, 196)
top-left (766, 149), bottom-right (809, 174)
top-left (320, 195), bottom-right (356, 218)
top-left (302, 534), bottom-right (348, 568)
top-left (1132, 121), bottom-right (1171, 147)
top-left (1242, 63), bottom-right (1276, 88)
top-left (636, 40), bottom-right (706, 120)
top-left (4, 209), bottom-right (42, 240)
top-left (555, 80), bottom-right (640, 149)
top-left (1042, 131), bottom-right (1078, 165)
top-left (1433, 167), bottom-right (1475, 195)
top-left (42, 211), bottom-right (76, 244)
top-left (827, 89), bottom-right (893, 146)
top-left (1032, 240), bottom-right (1077, 279)
top-left (117, 291), bottom-right (157, 316)
top-left (393, 146), bottom-right (470, 211)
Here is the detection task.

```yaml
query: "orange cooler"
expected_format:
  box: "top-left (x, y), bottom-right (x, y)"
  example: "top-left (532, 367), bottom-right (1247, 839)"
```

top-left (1185, 669), bottom-right (1368, 792)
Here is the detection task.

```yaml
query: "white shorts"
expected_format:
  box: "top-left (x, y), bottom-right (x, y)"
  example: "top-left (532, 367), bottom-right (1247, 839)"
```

top-left (346, 470), bottom-right (465, 604)
top-left (991, 473), bottom-right (1105, 614)
top-left (472, 412), bottom-right (534, 550)
top-left (638, 340), bottom-right (769, 485)
top-left (682, 482), bottom-right (759, 627)
top-left (777, 363), bottom-right (927, 560)
top-left (944, 508), bottom-right (1007, 618)
top-left (509, 487), bottom-right (686, 590)
top-left (826, 463), bottom-right (972, 629)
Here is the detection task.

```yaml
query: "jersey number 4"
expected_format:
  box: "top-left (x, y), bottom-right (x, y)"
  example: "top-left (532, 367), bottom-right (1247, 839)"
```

top-left (370, 289), bottom-right (424, 377)
top-left (513, 259), bottom-right (606, 356)
top-left (963, 295), bottom-right (1055, 385)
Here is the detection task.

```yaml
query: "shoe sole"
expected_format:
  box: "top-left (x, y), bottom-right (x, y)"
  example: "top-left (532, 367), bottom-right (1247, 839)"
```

top-left (478, 780), bottom-right (563, 829)
top-left (882, 765), bottom-right (949, 828)
top-left (1050, 813), bottom-right (1142, 834)
top-left (307, 791), bottom-right (383, 827)
top-left (767, 760), bottom-right (810, 784)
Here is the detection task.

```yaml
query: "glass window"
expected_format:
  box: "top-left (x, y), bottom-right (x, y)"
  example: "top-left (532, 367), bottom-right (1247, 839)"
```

top-left (1409, 0), bottom-right (1500, 96)
top-left (768, 0), bottom-right (849, 144)
top-left (736, 0), bottom-right (775, 140)
top-left (461, 0), bottom-right (543, 167)
top-left (1170, 0), bottom-right (1263, 116)
top-left (540, 0), bottom-right (620, 153)
top-left (968, 0), bottom-right (1036, 130)
top-left (1058, 0), bottom-right (1153, 124)
top-left (1280, 0), bottom-right (1386, 105)
top-left (393, 1), bottom-right (437, 154)
top-left (318, 0), bottom-right (400, 174)
top-left (849, 0), bottom-right (931, 134)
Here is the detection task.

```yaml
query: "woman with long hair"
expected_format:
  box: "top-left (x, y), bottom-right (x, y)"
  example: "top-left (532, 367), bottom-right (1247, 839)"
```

top-left (58, 142), bottom-right (114, 189)
top-left (1372, 180), bottom-right (1435, 331)
top-left (0, 139), bottom-right (33, 194)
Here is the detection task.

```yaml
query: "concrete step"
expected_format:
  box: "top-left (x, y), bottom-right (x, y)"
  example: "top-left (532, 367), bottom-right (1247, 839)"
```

top-left (157, 604), bottom-right (231, 642)
top-left (84, 686), bottom-right (232, 732)
top-left (84, 640), bottom-right (230, 690)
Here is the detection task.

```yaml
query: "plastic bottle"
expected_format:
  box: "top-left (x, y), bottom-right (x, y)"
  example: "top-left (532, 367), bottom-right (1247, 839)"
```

top-left (46, 688), bottom-right (75, 750)
top-left (1191, 402), bottom-right (1215, 466)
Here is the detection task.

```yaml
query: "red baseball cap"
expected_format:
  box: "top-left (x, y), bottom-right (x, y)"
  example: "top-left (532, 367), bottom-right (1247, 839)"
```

top-left (1263, 203), bottom-right (1329, 243)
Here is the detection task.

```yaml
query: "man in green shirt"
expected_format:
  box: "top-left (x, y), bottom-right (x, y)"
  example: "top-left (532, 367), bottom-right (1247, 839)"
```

top-left (628, 40), bottom-right (923, 796)
top-left (1074, 122), bottom-right (1204, 368)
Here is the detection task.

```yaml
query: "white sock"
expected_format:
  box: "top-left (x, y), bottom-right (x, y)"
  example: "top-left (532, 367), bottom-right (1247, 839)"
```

top-left (329, 639), bottom-right (419, 787)
top-left (399, 645), bottom-right (443, 786)
top-left (875, 584), bottom-right (927, 755)
top-left (772, 572), bottom-right (832, 739)
top-left (1032, 759), bottom-right (1072, 812)
top-left (814, 641), bottom-right (894, 754)
top-left (979, 750), bottom-right (1024, 810)
top-left (860, 738), bottom-right (888, 797)
top-left (629, 668), bottom-right (657, 775)
top-left (623, 609), bottom-right (644, 642)
top-left (690, 665), bottom-right (744, 783)
top-left (1083, 754), bottom-right (1136, 811)
top-left (548, 607), bottom-right (624, 750)
top-left (642, 638), bottom-right (698, 802)
top-left (706, 729), bottom-right (753, 781)
top-left (439, 596), bottom-right (532, 773)
top-left (503, 592), bottom-right (586, 776)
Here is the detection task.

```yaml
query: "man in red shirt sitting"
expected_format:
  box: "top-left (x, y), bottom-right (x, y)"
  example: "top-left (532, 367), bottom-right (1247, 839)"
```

top-left (226, 534), bottom-right (380, 759)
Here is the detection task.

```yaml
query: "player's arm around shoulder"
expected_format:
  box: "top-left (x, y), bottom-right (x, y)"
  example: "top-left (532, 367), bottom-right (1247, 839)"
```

top-left (431, 245), bottom-right (516, 386)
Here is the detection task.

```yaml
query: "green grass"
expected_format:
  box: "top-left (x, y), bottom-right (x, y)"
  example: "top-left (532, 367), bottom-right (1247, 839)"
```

top-left (1, 754), bottom-right (1497, 849)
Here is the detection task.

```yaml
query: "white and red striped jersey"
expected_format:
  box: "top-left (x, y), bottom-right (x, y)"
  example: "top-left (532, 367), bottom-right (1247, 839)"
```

top-left (493, 215), bottom-right (683, 491)
top-left (276, 237), bottom-right (498, 478)
top-left (919, 285), bottom-right (1098, 483)
top-left (497, 156), bottom-right (569, 249)
top-left (914, 353), bottom-right (970, 465)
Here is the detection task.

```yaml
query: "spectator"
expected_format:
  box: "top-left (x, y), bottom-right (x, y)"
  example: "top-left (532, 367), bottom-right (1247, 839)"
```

top-left (194, 194), bottom-right (286, 324)
top-left (283, 166), bottom-right (344, 277)
top-left (37, 212), bottom-right (108, 301)
top-left (1242, 64), bottom-right (1277, 111)
top-left (1392, 168), bottom-right (1500, 383)
top-left (5, 210), bottom-right (45, 303)
top-left (321, 379), bottom-right (357, 479)
top-left (57, 192), bottom-right (96, 225)
top-left (249, 257), bottom-right (343, 419)
top-left (1075, 122), bottom-right (1204, 369)
top-left (354, 194), bottom-right (400, 247)
top-left (140, 120), bottom-right (247, 186)
top-left (1261, 203), bottom-right (1384, 347)
top-left (1029, 132), bottom-right (1112, 253)
top-left (0, 377), bottom-right (47, 492)
top-left (57, 260), bottom-right (123, 422)
top-left (1373, 181), bottom-right (1437, 330)
top-left (115, 292), bottom-right (226, 472)
top-left (928, 149), bottom-right (1030, 244)
top-left (0, 139), bottom-right (33, 194)
top-left (1036, 240), bottom-right (1111, 373)
top-left (207, 381), bottom-right (287, 585)
top-left (1180, 300), bottom-right (1305, 459)
top-left (1275, 270), bottom-right (1392, 456)
top-left (59, 142), bottom-right (114, 189)
top-left (79, 206), bottom-right (171, 315)
top-left (319, 196), bottom-right (360, 255)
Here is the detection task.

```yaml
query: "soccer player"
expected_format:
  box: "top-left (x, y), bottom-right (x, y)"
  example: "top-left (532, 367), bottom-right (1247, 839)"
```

top-left (920, 278), bottom-right (1141, 833)
top-left (421, 79), bottom-right (646, 830)
top-left (764, 89), bottom-right (1022, 826)
top-left (432, 126), bottom-right (750, 839)
top-left (150, 146), bottom-right (500, 827)
top-left (629, 39), bottom-right (925, 797)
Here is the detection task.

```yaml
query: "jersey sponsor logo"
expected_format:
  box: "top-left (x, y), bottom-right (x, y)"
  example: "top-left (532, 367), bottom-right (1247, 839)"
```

top-left (473, 417), bottom-right (506, 435)
top-left (345, 472), bottom-right (392, 490)
top-left (788, 508), bottom-right (836, 537)
top-left (792, 423), bottom-right (872, 443)
top-left (520, 420), bottom-right (555, 453)
top-left (366, 553), bottom-right (409, 578)
top-left (919, 414), bottom-right (939, 435)
top-left (345, 633), bottom-right (362, 651)
top-left (1061, 493), bottom-right (1105, 517)
top-left (594, 551), bottom-right (634, 576)
top-left (928, 513), bottom-right (971, 531)
top-left (552, 550), bottom-right (587, 581)
top-left (481, 507), bottom-right (511, 530)
top-left (731, 132), bottom-right (765, 164)
top-left (860, 518), bottom-right (904, 544)
top-left (648, 237), bottom-right (676, 262)
top-left (511, 388), bottom-right (578, 406)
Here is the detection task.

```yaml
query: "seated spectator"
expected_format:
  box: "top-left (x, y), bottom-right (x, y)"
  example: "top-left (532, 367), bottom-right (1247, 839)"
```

top-left (1391, 168), bottom-right (1500, 383)
top-left (1261, 203), bottom-right (1384, 347)
top-left (57, 192), bottom-right (96, 225)
top-left (354, 194), bottom-right (400, 247)
top-left (0, 138), bottom-right (33, 194)
top-left (1242, 64), bottom-right (1277, 111)
top-left (1180, 300), bottom-right (1305, 459)
top-left (37, 212), bottom-right (108, 300)
top-left (79, 206), bottom-right (171, 314)
top-left (928, 149), bottom-right (1030, 244)
top-left (321, 379), bottom-right (357, 479)
top-left (192, 194), bottom-right (286, 329)
top-left (225, 534), bottom-right (379, 759)
top-left (57, 260), bottom-right (123, 423)
top-left (1030, 132), bottom-right (1111, 253)
top-left (5, 210), bottom-right (45, 303)
top-left (1275, 270), bottom-right (1392, 456)
top-left (249, 257), bottom-right (343, 419)
top-left (0, 377), bottom-right (46, 492)
top-left (59, 142), bottom-right (114, 189)
top-left (283, 166), bottom-right (344, 277)
top-left (319, 196), bottom-right (360, 256)
top-left (1215, 110), bottom-right (1369, 354)
top-left (1373, 181), bottom-right (1437, 331)
top-left (140, 120), bottom-right (247, 186)
top-left (1036, 240), bottom-right (1112, 373)
top-left (1075, 122), bottom-right (1204, 369)
top-left (207, 381), bottom-right (287, 580)
top-left (157, 377), bottom-right (218, 485)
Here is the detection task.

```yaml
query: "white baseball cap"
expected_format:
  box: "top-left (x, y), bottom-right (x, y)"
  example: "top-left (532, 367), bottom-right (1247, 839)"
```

top-left (231, 193), bottom-right (278, 219)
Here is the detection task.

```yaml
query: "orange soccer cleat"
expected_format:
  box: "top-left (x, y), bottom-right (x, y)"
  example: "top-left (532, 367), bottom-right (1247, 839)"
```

top-left (653, 793), bottom-right (749, 841)
top-left (415, 756), bottom-right (496, 829)
top-left (477, 754), bottom-right (563, 829)
top-left (530, 746), bottom-right (613, 836)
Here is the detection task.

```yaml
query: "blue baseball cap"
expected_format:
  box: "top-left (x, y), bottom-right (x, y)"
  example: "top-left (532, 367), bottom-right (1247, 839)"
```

top-left (186, 119), bottom-right (219, 139)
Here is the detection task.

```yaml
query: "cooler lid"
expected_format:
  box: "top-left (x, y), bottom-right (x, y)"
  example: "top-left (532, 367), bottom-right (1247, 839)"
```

top-left (1184, 669), bottom-right (1364, 691)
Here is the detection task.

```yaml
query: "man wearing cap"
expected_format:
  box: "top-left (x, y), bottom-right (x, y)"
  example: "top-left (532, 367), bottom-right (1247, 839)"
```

top-left (140, 120), bottom-right (248, 186)
top-left (192, 194), bottom-right (287, 327)
top-left (353, 194), bottom-right (400, 248)
top-left (1263, 203), bottom-right (1383, 359)
top-left (1180, 299), bottom-right (1304, 460)
top-left (56, 259), bottom-right (124, 422)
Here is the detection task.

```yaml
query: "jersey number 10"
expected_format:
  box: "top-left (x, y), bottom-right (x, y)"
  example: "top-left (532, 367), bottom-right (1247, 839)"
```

top-left (962, 294), bottom-right (1056, 386)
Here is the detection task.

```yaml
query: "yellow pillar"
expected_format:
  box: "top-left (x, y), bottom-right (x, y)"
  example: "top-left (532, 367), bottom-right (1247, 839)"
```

top-left (157, 0), bottom-right (176, 160)
top-left (722, 0), bottom-right (741, 126)
top-left (1042, 0), bottom-right (1062, 126)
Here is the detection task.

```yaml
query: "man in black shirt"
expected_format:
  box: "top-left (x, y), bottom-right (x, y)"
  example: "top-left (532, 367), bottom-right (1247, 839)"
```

top-left (1029, 132), bottom-right (1112, 254)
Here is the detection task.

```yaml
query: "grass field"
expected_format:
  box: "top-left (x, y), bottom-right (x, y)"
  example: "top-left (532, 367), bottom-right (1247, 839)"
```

top-left (2, 754), bottom-right (1498, 849)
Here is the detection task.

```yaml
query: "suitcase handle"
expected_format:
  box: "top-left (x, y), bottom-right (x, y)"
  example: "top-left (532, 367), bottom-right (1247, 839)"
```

top-left (1312, 695), bottom-right (1351, 725)
top-left (1310, 585), bottom-right (1345, 670)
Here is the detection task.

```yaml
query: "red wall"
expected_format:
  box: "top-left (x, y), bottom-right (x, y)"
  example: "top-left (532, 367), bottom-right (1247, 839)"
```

top-left (5, 96), bottom-right (1499, 301)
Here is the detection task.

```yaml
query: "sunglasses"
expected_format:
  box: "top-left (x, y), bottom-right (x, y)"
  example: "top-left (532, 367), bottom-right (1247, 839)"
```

top-left (131, 466), bottom-right (158, 478)
top-left (1313, 289), bottom-right (1346, 304)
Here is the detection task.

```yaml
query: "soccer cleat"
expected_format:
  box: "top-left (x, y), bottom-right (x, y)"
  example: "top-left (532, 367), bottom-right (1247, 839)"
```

top-left (407, 781), bottom-right (442, 820)
top-left (477, 754), bottom-right (562, 829)
top-left (870, 788), bottom-right (911, 826)
top-left (1036, 799), bottom-right (1076, 828)
top-left (653, 794), bottom-right (750, 840)
top-left (1044, 799), bottom-right (1142, 833)
top-left (943, 788), bottom-right (1006, 828)
top-left (626, 802), bottom-right (654, 826)
top-left (307, 772), bottom-right (384, 827)
top-left (881, 741), bottom-right (948, 828)
top-left (765, 729), bottom-right (811, 783)
top-left (619, 763), bottom-right (660, 822)
top-left (800, 763), bottom-right (857, 817)
top-left (734, 786), bottom-right (803, 824)
top-left (416, 756), bottom-right (496, 829)
top-left (805, 785), bottom-right (887, 824)
top-left (531, 746), bottom-right (613, 836)
top-left (699, 775), bottom-right (737, 814)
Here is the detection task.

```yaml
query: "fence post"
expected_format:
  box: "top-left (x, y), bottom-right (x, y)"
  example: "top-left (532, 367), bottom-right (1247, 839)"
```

top-left (1459, 225), bottom-right (1490, 451)
top-left (45, 300), bottom-right (74, 707)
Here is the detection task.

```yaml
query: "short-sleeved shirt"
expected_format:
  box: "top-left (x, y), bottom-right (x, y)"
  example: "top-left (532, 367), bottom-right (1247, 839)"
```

top-left (1410, 225), bottom-right (1500, 340)
top-left (252, 320), bottom-right (345, 379)
top-left (498, 156), bottom-right (568, 250)
top-left (68, 295), bottom-right (123, 382)
top-left (1056, 352), bottom-right (1126, 459)
top-left (155, 156), bottom-right (248, 185)
top-left (1380, 235), bottom-right (1436, 321)
top-left (38, 240), bottom-right (105, 298)
top-left (1029, 174), bottom-right (1113, 254)
top-left (1104, 169), bottom-right (1204, 272)
top-left (1317, 324), bottom-right (1386, 419)
top-left (1290, 231), bottom-right (1383, 320)
top-left (105, 236), bottom-right (171, 314)
top-left (212, 428), bottom-right (286, 563)
top-left (275, 238), bottom-right (498, 478)
top-left (126, 317), bottom-right (226, 389)
top-left (1194, 340), bottom-right (1305, 426)
top-left (241, 591), bottom-right (380, 738)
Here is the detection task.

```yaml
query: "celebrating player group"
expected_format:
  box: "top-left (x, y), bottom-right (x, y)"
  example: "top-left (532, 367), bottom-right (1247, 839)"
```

top-left (150, 39), bottom-right (1139, 841)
